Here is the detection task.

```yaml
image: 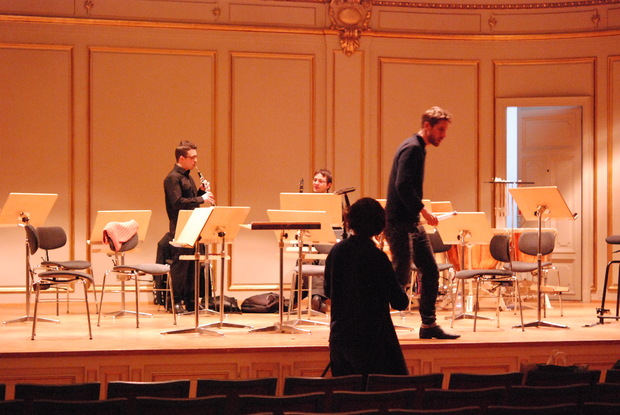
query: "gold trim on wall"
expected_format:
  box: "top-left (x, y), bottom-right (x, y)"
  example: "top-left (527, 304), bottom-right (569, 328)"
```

top-left (372, 0), bottom-right (620, 9)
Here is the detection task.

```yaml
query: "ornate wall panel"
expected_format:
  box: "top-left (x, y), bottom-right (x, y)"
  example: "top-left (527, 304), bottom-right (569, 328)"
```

top-left (229, 3), bottom-right (320, 26)
top-left (0, 44), bottom-right (73, 287)
top-left (376, 10), bottom-right (482, 33)
top-left (609, 56), bottom-right (620, 249)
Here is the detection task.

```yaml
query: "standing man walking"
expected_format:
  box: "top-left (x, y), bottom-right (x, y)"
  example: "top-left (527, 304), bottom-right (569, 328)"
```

top-left (385, 106), bottom-right (460, 340)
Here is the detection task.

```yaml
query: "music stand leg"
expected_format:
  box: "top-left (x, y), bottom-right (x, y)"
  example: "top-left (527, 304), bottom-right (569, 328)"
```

top-left (162, 242), bottom-right (223, 336)
top-left (200, 233), bottom-right (253, 332)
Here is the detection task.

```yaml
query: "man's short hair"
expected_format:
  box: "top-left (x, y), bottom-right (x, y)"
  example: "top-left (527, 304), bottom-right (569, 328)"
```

top-left (421, 106), bottom-right (452, 127)
top-left (175, 141), bottom-right (197, 161)
top-left (314, 169), bottom-right (333, 185)
top-left (346, 197), bottom-right (386, 238)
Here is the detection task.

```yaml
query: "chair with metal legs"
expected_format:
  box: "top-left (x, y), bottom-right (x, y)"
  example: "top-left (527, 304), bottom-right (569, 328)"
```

top-left (97, 230), bottom-right (176, 328)
top-left (595, 235), bottom-right (620, 325)
top-left (451, 234), bottom-right (524, 331)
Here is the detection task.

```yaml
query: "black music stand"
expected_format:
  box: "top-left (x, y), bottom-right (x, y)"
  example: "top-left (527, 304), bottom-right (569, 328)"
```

top-left (195, 206), bottom-right (252, 333)
top-left (249, 220), bottom-right (321, 334)
top-left (436, 212), bottom-right (495, 323)
top-left (161, 207), bottom-right (223, 336)
top-left (509, 186), bottom-right (577, 329)
top-left (2, 193), bottom-right (59, 325)
top-left (268, 209), bottom-right (336, 327)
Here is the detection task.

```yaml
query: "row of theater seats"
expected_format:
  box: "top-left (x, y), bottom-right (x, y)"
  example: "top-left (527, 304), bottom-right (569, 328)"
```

top-left (0, 369), bottom-right (619, 414)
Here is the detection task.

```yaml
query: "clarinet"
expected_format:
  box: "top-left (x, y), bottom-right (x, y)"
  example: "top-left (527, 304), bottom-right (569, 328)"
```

top-left (196, 167), bottom-right (215, 206)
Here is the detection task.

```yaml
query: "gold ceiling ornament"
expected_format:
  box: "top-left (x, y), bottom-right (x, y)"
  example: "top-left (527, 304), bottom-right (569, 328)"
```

top-left (329, 0), bottom-right (372, 56)
top-left (84, 0), bottom-right (94, 15)
top-left (488, 14), bottom-right (498, 32)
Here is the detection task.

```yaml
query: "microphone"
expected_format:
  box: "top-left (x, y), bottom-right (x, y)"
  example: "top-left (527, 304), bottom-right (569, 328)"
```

top-left (334, 187), bottom-right (355, 195)
top-left (299, 178), bottom-right (304, 193)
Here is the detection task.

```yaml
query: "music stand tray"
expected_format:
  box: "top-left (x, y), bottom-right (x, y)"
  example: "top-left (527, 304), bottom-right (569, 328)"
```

top-left (249, 219), bottom-right (322, 334)
top-left (509, 186), bottom-right (577, 329)
top-left (2, 193), bottom-right (59, 325)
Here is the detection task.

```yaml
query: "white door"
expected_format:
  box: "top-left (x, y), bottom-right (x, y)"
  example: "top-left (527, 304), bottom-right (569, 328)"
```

top-left (515, 106), bottom-right (582, 300)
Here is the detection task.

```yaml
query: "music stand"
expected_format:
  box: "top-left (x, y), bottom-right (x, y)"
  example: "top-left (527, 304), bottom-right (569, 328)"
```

top-left (280, 193), bottom-right (343, 228)
top-left (2, 193), bottom-right (59, 325)
top-left (162, 207), bottom-right (222, 336)
top-left (509, 186), bottom-right (577, 329)
top-left (90, 210), bottom-right (152, 322)
top-left (194, 206), bottom-right (252, 333)
top-left (268, 209), bottom-right (336, 327)
top-left (436, 212), bottom-right (495, 322)
top-left (249, 219), bottom-right (321, 334)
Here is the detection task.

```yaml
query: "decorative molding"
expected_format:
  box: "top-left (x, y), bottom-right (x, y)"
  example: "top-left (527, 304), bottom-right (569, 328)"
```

top-left (329, 0), bottom-right (372, 56)
top-left (372, 0), bottom-right (620, 9)
top-left (84, 0), bottom-right (94, 15)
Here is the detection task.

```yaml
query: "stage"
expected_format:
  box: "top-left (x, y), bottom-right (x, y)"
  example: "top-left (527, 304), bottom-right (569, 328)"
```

top-left (0, 299), bottom-right (619, 399)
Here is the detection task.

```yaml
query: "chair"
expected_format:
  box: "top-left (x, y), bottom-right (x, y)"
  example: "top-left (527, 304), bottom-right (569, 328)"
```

top-left (486, 403), bottom-right (580, 415)
top-left (236, 392), bottom-right (325, 415)
top-left (29, 398), bottom-right (127, 415)
top-left (511, 231), bottom-right (567, 316)
top-left (504, 384), bottom-right (591, 407)
top-left (134, 396), bottom-right (228, 415)
top-left (97, 229), bottom-right (176, 328)
top-left (448, 372), bottom-right (524, 389)
top-left (106, 379), bottom-right (190, 399)
top-left (591, 382), bottom-right (620, 402)
top-left (388, 408), bottom-right (481, 415)
top-left (284, 375), bottom-right (365, 394)
top-left (31, 269), bottom-right (94, 340)
top-left (604, 368), bottom-right (620, 383)
top-left (330, 389), bottom-right (416, 413)
top-left (14, 382), bottom-right (101, 401)
top-left (524, 368), bottom-right (601, 386)
top-left (25, 224), bottom-right (95, 315)
top-left (196, 377), bottom-right (278, 397)
top-left (596, 235), bottom-right (620, 324)
top-left (412, 231), bottom-right (455, 310)
top-left (418, 387), bottom-right (507, 411)
top-left (285, 411), bottom-right (381, 415)
top-left (0, 400), bottom-right (25, 415)
top-left (0, 383), bottom-right (5, 400)
top-left (451, 234), bottom-right (524, 331)
top-left (581, 402), bottom-right (620, 415)
top-left (288, 243), bottom-right (332, 318)
top-left (366, 374), bottom-right (444, 392)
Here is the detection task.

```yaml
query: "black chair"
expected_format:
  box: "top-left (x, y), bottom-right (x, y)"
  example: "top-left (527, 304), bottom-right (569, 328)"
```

top-left (595, 235), bottom-right (620, 324)
top-left (236, 392), bottom-right (325, 415)
top-left (330, 389), bottom-right (416, 413)
top-left (14, 382), bottom-right (101, 401)
top-left (418, 387), bottom-right (506, 411)
top-left (29, 398), bottom-right (127, 415)
top-left (448, 372), bottom-right (524, 389)
top-left (0, 383), bottom-right (5, 400)
top-left (0, 400), bottom-right (26, 415)
top-left (524, 368), bottom-right (601, 386)
top-left (591, 382), bottom-right (620, 403)
top-left (581, 402), bottom-right (620, 415)
top-left (284, 375), bottom-right (365, 395)
top-left (486, 403), bottom-right (580, 415)
top-left (106, 379), bottom-right (190, 399)
top-left (285, 411), bottom-right (381, 415)
top-left (98, 230), bottom-right (176, 328)
top-left (366, 374), bottom-right (444, 391)
top-left (196, 377), bottom-right (278, 397)
top-left (505, 384), bottom-right (591, 407)
top-left (604, 368), bottom-right (620, 383)
top-left (134, 395), bottom-right (228, 415)
top-left (388, 408), bottom-right (482, 415)
top-left (451, 234), bottom-right (524, 331)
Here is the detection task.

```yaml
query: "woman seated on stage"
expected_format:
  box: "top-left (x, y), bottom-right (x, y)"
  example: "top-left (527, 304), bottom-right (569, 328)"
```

top-left (325, 197), bottom-right (410, 376)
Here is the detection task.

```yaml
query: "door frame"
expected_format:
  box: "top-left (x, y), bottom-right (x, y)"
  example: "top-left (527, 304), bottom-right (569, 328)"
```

top-left (495, 96), bottom-right (594, 302)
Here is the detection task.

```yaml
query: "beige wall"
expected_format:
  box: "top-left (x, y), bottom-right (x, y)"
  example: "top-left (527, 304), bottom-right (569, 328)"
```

top-left (1, 1), bottom-right (620, 303)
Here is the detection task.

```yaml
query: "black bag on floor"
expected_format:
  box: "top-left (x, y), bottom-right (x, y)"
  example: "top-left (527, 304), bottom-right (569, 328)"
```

top-left (208, 295), bottom-right (241, 313)
top-left (241, 292), bottom-right (281, 313)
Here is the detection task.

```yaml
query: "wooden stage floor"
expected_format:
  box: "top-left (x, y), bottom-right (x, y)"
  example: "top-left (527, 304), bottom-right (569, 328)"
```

top-left (0, 299), bottom-right (619, 399)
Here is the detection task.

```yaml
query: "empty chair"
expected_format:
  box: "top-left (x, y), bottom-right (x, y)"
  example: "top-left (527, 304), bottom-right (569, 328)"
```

top-left (330, 389), bottom-right (416, 413)
top-left (581, 402), bottom-right (620, 415)
top-left (0, 400), bottom-right (25, 415)
top-left (603, 368), bottom-right (620, 383)
top-left (14, 382), bottom-right (101, 401)
top-left (448, 372), bottom-right (524, 389)
top-left (236, 392), bottom-right (325, 415)
top-left (0, 383), bottom-right (5, 400)
top-left (284, 375), bottom-right (365, 394)
top-left (388, 408), bottom-right (481, 415)
top-left (524, 368), bottom-right (601, 386)
top-left (591, 382), bottom-right (620, 403)
top-left (98, 226), bottom-right (176, 328)
top-left (366, 374), bottom-right (444, 392)
top-left (134, 395), bottom-right (228, 415)
top-left (196, 377), bottom-right (278, 397)
top-left (486, 403), bottom-right (580, 415)
top-left (29, 398), bottom-right (127, 415)
top-left (419, 387), bottom-right (506, 411)
top-left (451, 234), bottom-right (524, 331)
top-left (106, 379), bottom-right (190, 399)
top-left (505, 384), bottom-right (591, 407)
